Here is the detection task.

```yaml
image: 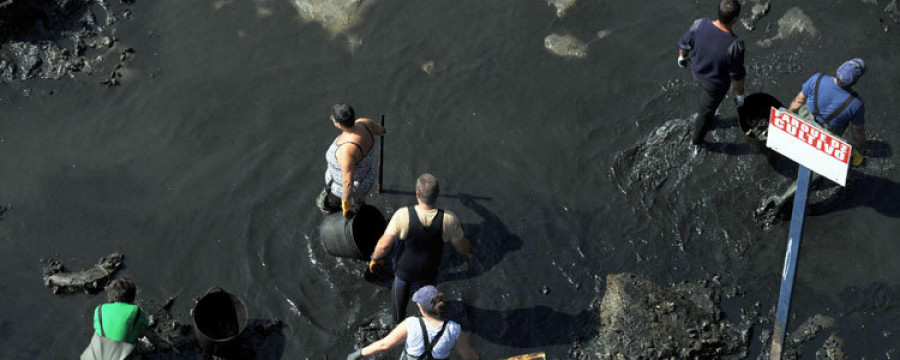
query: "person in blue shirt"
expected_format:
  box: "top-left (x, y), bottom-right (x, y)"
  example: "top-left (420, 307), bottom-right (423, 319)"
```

top-left (754, 59), bottom-right (867, 222)
top-left (677, 0), bottom-right (746, 145)
top-left (788, 58), bottom-right (867, 165)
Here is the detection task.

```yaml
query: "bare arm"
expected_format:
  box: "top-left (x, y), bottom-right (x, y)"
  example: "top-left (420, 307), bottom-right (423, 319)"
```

top-left (371, 230), bottom-right (398, 261)
top-left (338, 146), bottom-right (358, 206)
top-left (454, 332), bottom-right (480, 360)
top-left (360, 319), bottom-right (408, 356)
top-left (788, 91), bottom-right (806, 114)
top-left (451, 235), bottom-right (471, 256)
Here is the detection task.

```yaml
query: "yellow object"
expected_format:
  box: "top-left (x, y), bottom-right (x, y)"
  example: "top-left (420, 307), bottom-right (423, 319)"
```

top-left (851, 149), bottom-right (864, 167)
top-left (368, 259), bottom-right (384, 273)
top-left (342, 199), bottom-right (353, 217)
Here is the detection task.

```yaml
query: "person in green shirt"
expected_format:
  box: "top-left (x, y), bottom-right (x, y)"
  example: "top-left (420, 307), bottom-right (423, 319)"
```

top-left (81, 277), bottom-right (149, 360)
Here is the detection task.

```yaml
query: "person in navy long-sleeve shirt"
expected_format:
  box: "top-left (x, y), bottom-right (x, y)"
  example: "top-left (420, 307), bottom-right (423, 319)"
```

top-left (677, 0), bottom-right (746, 145)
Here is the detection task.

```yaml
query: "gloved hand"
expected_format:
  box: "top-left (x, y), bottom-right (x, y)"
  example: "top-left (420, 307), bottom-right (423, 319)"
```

top-left (368, 258), bottom-right (384, 273)
top-left (734, 94), bottom-right (745, 107)
top-left (851, 149), bottom-right (865, 167)
top-left (342, 199), bottom-right (354, 218)
top-left (677, 55), bottom-right (689, 68)
top-left (347, 349), bottom-right (363, 360)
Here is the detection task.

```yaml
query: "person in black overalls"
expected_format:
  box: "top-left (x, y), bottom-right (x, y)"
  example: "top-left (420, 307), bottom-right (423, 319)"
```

top-left (367, 174), bottom-right (473, 324)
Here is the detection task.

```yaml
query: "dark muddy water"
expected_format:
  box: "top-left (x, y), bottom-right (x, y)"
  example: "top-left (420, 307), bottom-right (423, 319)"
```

top-left (1, 0), bottom-right (899, 358)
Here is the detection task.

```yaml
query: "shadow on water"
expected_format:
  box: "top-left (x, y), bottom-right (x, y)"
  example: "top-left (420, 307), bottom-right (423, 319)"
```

top-left (703, 116), bottom-right (765, 156)
top-left (809, 172), bottom-right (900, 218)
top-left (443, 300), bottom-right (599, 348)
top-left (439, 193), bottom-right (523, 283)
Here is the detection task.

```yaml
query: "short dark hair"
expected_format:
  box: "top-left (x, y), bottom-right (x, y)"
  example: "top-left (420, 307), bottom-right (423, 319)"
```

top-left (422, 294), bottom-right (446, 317)
top-left (416, 174), bottom-right (440, 206)
top-left (331, 103), bottom-right (356, 127)
top-left (717, 0), bottom-right (741, 24)
top-left (106, 277), bottom-right (137, 303)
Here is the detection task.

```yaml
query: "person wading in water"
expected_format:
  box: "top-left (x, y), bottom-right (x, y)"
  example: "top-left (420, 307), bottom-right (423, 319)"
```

top-left (677, 0), bottom-right (746, 146)
top-left (346, 285), bottom-right (479, 360)
top-left (367, 174), bottom-right (473, 324)
top-left (318, 103), bottom-right (385, 217)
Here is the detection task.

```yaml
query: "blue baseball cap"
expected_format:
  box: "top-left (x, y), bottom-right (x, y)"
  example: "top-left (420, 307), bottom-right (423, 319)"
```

top-left (412, 285), bottom-right (440, 311)
top-left (836, 58), bottom-right (865, 87)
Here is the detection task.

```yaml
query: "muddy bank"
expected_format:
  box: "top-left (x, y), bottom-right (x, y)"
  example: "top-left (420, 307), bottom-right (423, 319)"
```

top-left (0, 0), bottom-right (136, 83)
top-left (593, 273), bottom-right (850, 360)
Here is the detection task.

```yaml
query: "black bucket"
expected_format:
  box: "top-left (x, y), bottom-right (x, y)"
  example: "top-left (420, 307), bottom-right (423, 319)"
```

top-left (192, 287), bottom-right (248, 358)
top-left (319, 204), bottom-right (386, 260)
top-left (738, 92), bottom-right (784, 145)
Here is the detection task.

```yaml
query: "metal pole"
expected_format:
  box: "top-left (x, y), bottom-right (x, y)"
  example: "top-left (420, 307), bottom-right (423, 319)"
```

top-left (769, 165), bottom-right (812, 359)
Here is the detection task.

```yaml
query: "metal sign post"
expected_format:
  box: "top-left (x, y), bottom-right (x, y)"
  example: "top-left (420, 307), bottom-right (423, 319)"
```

top-left (768, 165), bottom-right (811, 360)
top-left (764, 108), bottom-right (851, 359)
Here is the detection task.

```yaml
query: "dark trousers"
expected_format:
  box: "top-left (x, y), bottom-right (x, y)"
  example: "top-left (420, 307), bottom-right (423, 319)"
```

top-left (692, 86), bottom-right (729, 145)
top-left (391, 276), bottom-right (435, 324)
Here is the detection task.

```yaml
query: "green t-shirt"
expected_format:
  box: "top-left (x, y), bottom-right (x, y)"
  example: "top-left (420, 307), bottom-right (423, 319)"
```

top-left (93, 302), bottom-right (149, 344)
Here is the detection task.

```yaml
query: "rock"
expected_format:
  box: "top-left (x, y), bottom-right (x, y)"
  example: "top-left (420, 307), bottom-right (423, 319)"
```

top-left (0, 0), bottom-right (138, 82)
top-left (597, 273), bottom-right (748, 359)
top-left (815, 333), bottom-right (848, 360)
top-left (543, 33), bottom-right (588, 59)
top-left (42, 253), bottom-right (124, 294)
top-left (758, 7), bottom-right (819, 48)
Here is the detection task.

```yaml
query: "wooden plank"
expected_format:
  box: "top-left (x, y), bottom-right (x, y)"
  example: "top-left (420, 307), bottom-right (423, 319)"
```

top-left (502, 352), bottom-right (546, 360)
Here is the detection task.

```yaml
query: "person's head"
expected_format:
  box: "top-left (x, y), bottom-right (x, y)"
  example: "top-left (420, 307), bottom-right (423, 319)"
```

top-left (836, 58), bottom-right (866, 88)
top-left (330, 103), bottom-right (356, 128)
top-left (106, 277), bottom-right (137, 303)
top-left (412, 285), bottom-right (446, 317)
top-left (717, 0), bottom-right (741, 25)
top-left (415, 173), bottom-right (440, 207)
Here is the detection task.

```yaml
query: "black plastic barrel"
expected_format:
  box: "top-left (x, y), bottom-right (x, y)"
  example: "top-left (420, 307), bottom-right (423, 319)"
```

top-left (192, 287), bottom-right (248, 358)
top-left (319, 204), bottom-right (386, 260)
top-left (738, 92), bottom-right (784, 145)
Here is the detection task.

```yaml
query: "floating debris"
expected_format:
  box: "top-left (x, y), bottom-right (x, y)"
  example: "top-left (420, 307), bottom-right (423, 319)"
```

top-left (291, 0), bottom-right (376, 37)
top-left (421, 60), bottom-right (435, 75)
top-left (758, 7), bottom-right (819, 48)
top-left (546, 0), bottom-right (576, 18)
top-left (741, 0), bottom-right (771, 31)
top-left (543, 33), bottom-right (588, 59)
top-left (42, 253), bottom-right (124, 294)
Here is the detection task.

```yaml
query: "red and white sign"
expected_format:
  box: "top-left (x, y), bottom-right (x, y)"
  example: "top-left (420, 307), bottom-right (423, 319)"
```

top-left (766, 107), bottom-right (851, 186)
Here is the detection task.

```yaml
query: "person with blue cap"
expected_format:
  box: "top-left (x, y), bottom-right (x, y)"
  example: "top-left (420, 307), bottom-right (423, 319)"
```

top-left (754, 59), bottom-right (869, 222)
top-left (788, 58), bottom-right (867, 165)
top-left (346, 285), bottom-right (479, 360)
top-left (677, 0), bottom-right (747, 145)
